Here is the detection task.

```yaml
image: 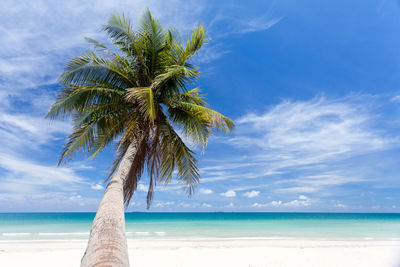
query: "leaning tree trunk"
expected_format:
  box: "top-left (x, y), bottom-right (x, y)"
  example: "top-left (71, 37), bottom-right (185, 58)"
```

top-left (81, 143), bottom-right (136, 267)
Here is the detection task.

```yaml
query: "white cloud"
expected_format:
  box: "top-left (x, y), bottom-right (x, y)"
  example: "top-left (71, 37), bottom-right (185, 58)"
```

top-left (0, 191), bottom-right (100, 211)
top-left (271, 200), bottom-right (282, 206)
top-left (237, 17), bottom-right (281, 34)
top-left (0, 153), bottom-right (84, 189)
top-left (0, 0), bottom-right (208, 97)
top-left (202, 96), bottom-right (396, 196)
top-left (275, 186), bottom-right (318, 193)
top-left (284, 195), bottom-right (311, 207)
top-left (91, 184), bottom-right (103, 191)
top-left (178, 202), bottom-right (196, 208)
top-left (221, 190), bottom-right (236, 197)
top-left (244, 190), bottom-right (260, 198)
top-left (0, 0), bottom-right (279, 100)
top-left (391, 95), bottom-right (400, 103)
top-left (0, 112), bottom-right (71, 151)
top-left (137, 184), bottom-right (148, 192)
top-left (252, 202), bottom-right (268, 208)
top-left (0, 108), bottom-right (88, 207)
top-left (232, 97), bottom-right (388, 154)
top-left (193, 45), bottom-right (230, 64)
top-left (252, 196), bottom-right (311, 208)
top-left (202, 203), bottom-right (212, 208)
top-left (226, 202), bottom-right (234, 208)
top-left (284, 199), bottom-right (310, 207)
top-left (275, 174), bottom-right (366, 194)
top-left (69, 194), bottom-right (82, 201)
top-left (208, 3), bottom-right (281, 38)
top-left (199, 188), bottom-right (213, 194)
top-left (155, 201), bottom-right (175, 208)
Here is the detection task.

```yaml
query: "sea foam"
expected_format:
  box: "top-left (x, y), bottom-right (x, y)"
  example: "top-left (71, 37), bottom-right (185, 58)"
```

top-left (2, 233), bottom-right (31, 236)
top-left (38, 232), bottom-right (89, 236)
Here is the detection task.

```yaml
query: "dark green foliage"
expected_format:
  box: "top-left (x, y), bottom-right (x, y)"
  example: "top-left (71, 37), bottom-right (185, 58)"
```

top-left (47, 10), bottom-right (234, 209)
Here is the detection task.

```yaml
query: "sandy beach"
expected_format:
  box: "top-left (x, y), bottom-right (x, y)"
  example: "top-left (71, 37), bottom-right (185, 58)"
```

top-left (1, 239), bottom-right (400, 267)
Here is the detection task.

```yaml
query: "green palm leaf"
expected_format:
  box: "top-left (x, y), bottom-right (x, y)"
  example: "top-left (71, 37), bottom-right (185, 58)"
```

top-left (47, 10), bottom-right (234, 208)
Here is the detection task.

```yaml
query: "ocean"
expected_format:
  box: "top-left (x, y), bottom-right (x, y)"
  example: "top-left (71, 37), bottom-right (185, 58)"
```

top-left (1, 212), bottom-right (400, 241)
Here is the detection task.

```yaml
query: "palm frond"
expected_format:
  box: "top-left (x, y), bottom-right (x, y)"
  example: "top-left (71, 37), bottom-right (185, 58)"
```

top-left (84, 37), bottom-right (118, 57)
top-left (173, 102), bottom-right (234, 132)
top-left (48, 10), bottom-right (234, 209)
top-left (58, 104), bottom-right (128, 164)
top-left (158, 119), bottom-right (200, 194)
top-left (123, 134), bottom-right (149, 205)
top-left (58, 120), bottom-right (96, 165)
top-left (153, 65), bottom-right (199, 95)
top-left (168, 88), bottom-right (206, 105)
top-left (139, 9), bottom-right (167, 79)
top-left (60, 52), bottom-right (134, 88)
top-left (176, 26), bottom-right (207, 65)
top-left (146, 128), bottom-right (161, 208)
top-left (46, 85), bottom-right (125, 119)
top-left (103, 13), bottom-right (137, 54)
top-left (126, 87), bottom-right (157, 121)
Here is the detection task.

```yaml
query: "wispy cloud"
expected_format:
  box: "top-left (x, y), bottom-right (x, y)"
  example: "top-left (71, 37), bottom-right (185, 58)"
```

top-left (252, 195), bottom-right (312, 208)
top-left (234, 17), bottom-right (281, 34)
top-left (202, 202), bottom-right (212, 208)
top-left (0, 191), bottom-right (100, 211)
top-left (221, 190), bottom-right (236, 197)
top-left (202, 95), bottom-right (399, 198)
top-left (154, 201), bottom-right (175, 208)
top-left (91, 184), bottom-right (104, 191)
top-left (0, 0), bottom-right (279, 98)
top-left (274, 173), bottom-right (367, 194)
top-left (0, 0), bottom-right (208, 101)
top-left (0, 107), bottom-right (89, 209)
top-left (0, 112), bottom-right (71, 151)
top-left (207, 1), bottom-right (281, 38)
top-left (243, 190), bottom-right (260, 198)
top-left (197, 3), bottom-right (281, 64)
top-left (0, 153), bottom-right (85, 188)
top-left (391, 95), bottom-right (400, 103)
top-left (199, 188), bottom-right (213, 194)
top-left (192, 45), bottom-right (231, 64)
top-left (231, 96), bottom-right (388, 154)
top-left (137, 184), bottom-right (148, 192)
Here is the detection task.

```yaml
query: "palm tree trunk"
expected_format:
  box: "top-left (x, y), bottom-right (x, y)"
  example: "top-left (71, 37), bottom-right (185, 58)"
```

top-left (81, 143), bottom-right (136, 267)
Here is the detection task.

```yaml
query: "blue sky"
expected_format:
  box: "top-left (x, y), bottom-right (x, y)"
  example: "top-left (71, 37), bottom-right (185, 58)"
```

top-left (1, 0), bottom-right (400, 212)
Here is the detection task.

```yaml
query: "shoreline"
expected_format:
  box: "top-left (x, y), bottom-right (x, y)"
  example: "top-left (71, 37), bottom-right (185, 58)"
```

top-left (0, 236), bottom-right (400, 244)
top-left (1, 239), bottom-right (400, 267)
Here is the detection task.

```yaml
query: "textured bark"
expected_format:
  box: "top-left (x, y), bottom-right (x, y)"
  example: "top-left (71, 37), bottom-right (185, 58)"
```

top-left (81, 143), bottom-right (136, 267)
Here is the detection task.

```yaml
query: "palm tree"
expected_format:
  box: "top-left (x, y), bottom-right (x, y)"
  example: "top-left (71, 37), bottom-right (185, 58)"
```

top-left (47, 10), bottom-right (234, 267)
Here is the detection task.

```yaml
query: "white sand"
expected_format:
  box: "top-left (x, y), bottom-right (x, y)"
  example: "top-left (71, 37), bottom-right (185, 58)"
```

top-left (1, 239), bottom-right (400, 267)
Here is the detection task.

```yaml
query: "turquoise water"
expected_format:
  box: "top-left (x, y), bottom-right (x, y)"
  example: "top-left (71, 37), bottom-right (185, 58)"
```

top-left (1, 213), bottom-right (400, 241)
